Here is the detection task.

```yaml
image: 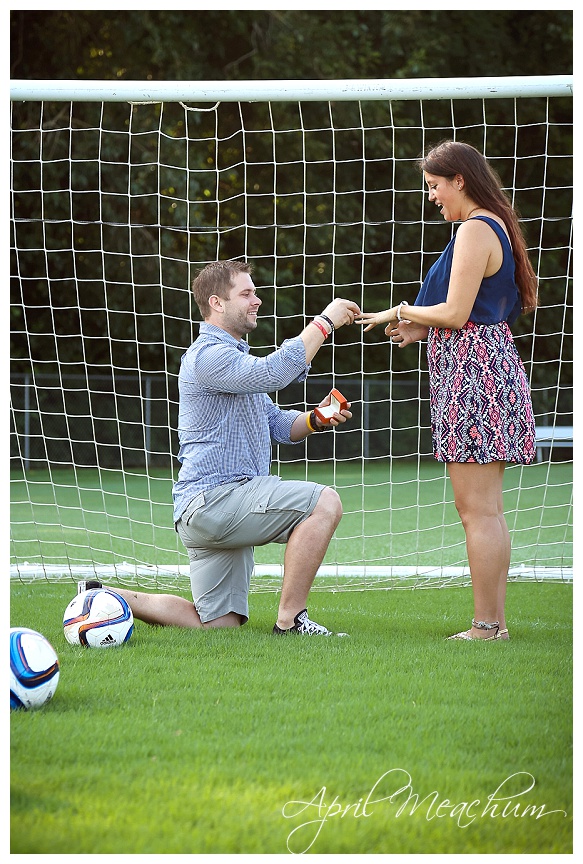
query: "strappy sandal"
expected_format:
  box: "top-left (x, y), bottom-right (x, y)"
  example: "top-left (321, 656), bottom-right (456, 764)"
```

top-left (497, 628), bottom-right (509, 640)
top-left (447, 619), bottom-right (500, 641)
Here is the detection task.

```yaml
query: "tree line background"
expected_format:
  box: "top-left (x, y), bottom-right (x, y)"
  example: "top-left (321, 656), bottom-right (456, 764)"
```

top-left (10, 10), bottom-right (573, 467)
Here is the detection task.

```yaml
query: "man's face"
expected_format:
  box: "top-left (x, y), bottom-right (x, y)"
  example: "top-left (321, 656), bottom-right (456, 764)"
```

top-left (218, 272), bottom-right (262, 338)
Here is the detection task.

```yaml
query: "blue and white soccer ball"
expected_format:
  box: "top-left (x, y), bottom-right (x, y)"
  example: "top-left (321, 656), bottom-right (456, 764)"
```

top-left (63, 588), bottom-right (134, 648)
top-left (10, 627), bottom-right (60, 711)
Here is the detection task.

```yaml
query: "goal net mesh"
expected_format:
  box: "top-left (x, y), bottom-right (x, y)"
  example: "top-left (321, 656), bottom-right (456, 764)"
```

top-left (10, 79), bottom-right (573, 591)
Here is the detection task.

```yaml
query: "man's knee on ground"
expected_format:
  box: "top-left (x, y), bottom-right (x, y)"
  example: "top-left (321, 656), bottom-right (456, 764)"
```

top-left (202, 611), bottom-right (245, 629)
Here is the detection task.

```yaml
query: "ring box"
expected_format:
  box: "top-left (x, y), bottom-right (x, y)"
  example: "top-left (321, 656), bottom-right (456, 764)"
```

top-left (314, 389), bottom-right (348, 425)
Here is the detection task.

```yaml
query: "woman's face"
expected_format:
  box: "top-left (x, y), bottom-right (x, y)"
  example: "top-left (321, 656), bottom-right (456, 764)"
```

top-left (424, 171), bottom-right (465, 222)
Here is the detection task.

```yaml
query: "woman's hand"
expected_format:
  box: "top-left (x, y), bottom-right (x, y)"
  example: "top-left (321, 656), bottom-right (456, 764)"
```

top-left (355, 308), bottom-right (398, 332)
top-left (386, 321), bottom-right (430, 347)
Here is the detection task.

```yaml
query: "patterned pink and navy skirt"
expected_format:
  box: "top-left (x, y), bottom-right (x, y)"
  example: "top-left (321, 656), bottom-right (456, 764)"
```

top-left (427, 321), bottom-right (536, 464)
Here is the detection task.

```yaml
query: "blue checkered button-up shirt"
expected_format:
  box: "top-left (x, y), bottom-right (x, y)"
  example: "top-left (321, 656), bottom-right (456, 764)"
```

top-left (172, 323), bottom-right (310, 521)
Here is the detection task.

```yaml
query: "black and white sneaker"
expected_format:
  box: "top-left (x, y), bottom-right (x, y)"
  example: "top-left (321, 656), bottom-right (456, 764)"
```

top-left (77, 580), bottom-right (103, 594)
top-left (273, 608), bottom-right (348, 637)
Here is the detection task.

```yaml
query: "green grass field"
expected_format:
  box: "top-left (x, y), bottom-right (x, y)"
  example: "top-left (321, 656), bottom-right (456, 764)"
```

top-left (10, 582), bottom-right (572, 854)
top-left (10, 460), bottom-right (572, 853)
top-left (10, 461), bottom-right (573, 581)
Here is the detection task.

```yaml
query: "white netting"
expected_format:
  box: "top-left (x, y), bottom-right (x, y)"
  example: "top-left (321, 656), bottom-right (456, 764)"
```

top-left (10, 77), bottom-right (573, 589)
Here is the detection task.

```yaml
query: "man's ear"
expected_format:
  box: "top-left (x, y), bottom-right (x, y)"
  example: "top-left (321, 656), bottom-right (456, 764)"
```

top-left (208, 294), bottom-right (225, 314)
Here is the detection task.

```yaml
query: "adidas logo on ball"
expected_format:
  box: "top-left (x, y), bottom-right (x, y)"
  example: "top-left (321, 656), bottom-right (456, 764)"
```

top-left (63, 588), bottom-right (134, 648)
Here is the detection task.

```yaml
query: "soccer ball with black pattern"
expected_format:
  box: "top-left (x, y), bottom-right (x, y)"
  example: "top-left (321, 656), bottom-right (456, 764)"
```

top-left (63, 588), bottom-right (134, 648)
top-left (10, 627), bottom-right (60, 710)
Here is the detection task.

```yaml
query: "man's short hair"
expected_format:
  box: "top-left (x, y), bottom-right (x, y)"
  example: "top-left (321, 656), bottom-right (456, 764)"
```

top-left (191, 260), bottom-right (253, 319)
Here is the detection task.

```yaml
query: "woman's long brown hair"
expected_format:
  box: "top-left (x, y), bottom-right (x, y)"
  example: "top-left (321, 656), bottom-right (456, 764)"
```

top-left (419, 140), bottom-right (538, 313)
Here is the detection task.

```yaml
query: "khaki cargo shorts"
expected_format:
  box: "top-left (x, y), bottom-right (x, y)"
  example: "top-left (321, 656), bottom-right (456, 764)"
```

top-left (175, 475), bottom-right (324, 624)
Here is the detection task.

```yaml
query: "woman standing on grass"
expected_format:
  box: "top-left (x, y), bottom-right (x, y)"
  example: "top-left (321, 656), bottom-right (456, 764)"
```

top-left (357, 140), bottom-right (537, 641)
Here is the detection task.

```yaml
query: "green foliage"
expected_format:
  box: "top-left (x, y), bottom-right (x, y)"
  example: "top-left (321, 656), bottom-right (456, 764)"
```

top-left (10, 12), bottom-right (573, 413)
top-left (10, 582), bottom-right (572, 853)
top-left (10, 11), bottom-right (573, 81)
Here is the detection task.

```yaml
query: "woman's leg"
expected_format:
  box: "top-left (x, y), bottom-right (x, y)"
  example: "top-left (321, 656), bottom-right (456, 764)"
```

top-left (447, 461), bottom-right (509, 638)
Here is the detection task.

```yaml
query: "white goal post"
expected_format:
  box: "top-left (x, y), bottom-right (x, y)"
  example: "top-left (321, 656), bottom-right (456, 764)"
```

top-left (10, 76), bottom-right (573, 591)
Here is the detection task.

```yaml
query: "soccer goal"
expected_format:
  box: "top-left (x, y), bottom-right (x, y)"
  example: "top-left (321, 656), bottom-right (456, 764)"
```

top-left (10, 76), bottom-right (573, 592)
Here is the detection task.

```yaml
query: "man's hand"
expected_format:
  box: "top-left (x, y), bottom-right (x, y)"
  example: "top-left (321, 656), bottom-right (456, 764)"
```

top-left (301, 298), bottom-right (362, 362)
top-left (320, 298), bottom-right (362, 330)
top-left (315, 390), bottom-right (352, 428)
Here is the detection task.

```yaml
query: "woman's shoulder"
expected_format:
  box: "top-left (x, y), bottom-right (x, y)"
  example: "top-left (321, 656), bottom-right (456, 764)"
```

top-left (461, 213), bottom-right (510, 241)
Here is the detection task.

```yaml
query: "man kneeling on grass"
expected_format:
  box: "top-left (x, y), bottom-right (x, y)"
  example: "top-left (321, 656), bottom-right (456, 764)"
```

top-left (81, 260), bottom-right (360, 636)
